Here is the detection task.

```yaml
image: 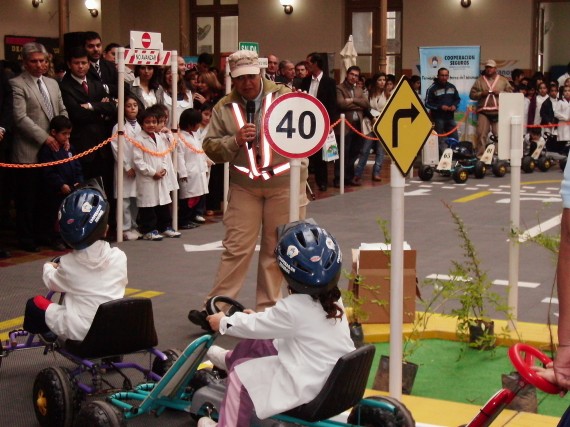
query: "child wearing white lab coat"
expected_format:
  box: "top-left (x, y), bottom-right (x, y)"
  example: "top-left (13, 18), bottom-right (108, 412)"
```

top-left (177, 108), bottom-right (209, 229)
top-left (111, 95), bottom-right (142, 241)
top-left (133, 106), bottom-right (180, 241)
top-left (198, 221), bottom-right (355, 427)
top-left (23, 185), bottom-right (127, 342)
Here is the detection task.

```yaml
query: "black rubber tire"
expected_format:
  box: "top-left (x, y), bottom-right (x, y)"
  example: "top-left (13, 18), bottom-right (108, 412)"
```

top-left (561, 158), bottom-right (567, 171)
top-left (73, 401), bottom-right (126, 427)
top-left (537, 157), bottom-right (552, 172)
top-left (347, 395), bottom-right (416, 427)
top-left (152, 348), bottom-right (183, 377)
top-left (418, 165), bottom-right (433, 181)
top-left (452, 167), bottom-right (468, 183)
top-left (492, 161), bottom-right (508, 177)
top-left (474, 161), bottom-right (486, 179)
top-left (521, 156), bottom-right (535, 173)
top-left (33, 366), bottom-right (81, 427)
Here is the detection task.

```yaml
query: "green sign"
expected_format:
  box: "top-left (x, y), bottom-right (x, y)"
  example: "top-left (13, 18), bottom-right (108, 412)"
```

top-left (238, 42), bottom-right (259, 53)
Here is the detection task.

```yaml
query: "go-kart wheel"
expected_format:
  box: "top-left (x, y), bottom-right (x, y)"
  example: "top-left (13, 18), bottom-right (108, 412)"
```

top-left (205, 296), bottom-right (246, 316)
top-left (347, 395), bottom-right (415, 427)
top-left (508, 343), bottom-right (561, 395)
top-left (537, 157), bottom-right (552, 172)
top-left (152, 348), bottom-right (183, 377)
top-left (33, 366), bottom-right (80, 427)
top-left (474, 161), bottom-right (487, 179)
top-left (521, 156), bottom-right (535, 173)
top-left (418, 165), bottom-right (433, 181)
top-left (73, 400), bottom-right (126, 427)
top-left (492, 161), bottom-right (508, 177)
top-left (452, 166), bottom-right (468, 183)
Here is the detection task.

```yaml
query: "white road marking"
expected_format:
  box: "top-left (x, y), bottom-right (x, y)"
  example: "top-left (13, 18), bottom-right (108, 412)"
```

top-left (184, 241), bottom-right (260, 252)
top-left (425, 274), bottom-right (540, 288)
top-left (517, 214), bottom-right (562, 242)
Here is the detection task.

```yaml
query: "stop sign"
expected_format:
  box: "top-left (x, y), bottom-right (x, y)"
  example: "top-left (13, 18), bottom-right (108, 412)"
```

top-left (141, 32), bottom-right (151, 49)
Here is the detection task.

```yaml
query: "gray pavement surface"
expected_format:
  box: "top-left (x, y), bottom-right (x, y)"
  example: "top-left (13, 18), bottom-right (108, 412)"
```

top-left (0, 166), bottom-right (564, 426)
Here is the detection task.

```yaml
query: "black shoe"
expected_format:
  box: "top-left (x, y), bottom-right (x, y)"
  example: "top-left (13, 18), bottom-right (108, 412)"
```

top-left (333, 180), bottom-right (340, 188)
top-left (39, 331), bottom-right (58, 344)
top-left (188, 309), bottom-right (212, 332)
top-left (180, 222), bottom-right (199, 230)
top-left (318, 185), bottom-right (327, 192)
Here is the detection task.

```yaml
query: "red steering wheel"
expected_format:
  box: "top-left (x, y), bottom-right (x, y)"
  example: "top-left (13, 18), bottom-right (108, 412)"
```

top-left (508, 343), bottom-right (562, 394)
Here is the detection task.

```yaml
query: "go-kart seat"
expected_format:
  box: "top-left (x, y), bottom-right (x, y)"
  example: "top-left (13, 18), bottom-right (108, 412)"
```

top-left (63, 297), bottom-right (158, 359)
top-left (282, 344), bottom-right (375, 422)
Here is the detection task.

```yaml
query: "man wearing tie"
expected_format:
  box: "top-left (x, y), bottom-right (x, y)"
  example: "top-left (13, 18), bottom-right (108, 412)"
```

top-left (10, 42), bottom-right (67, 252)
top-left (300, 52), bottom-right (338, 192)
top-left (84, 31), bottom-right (119, 98)
top-left (59, 46), bottom-right (116, 201)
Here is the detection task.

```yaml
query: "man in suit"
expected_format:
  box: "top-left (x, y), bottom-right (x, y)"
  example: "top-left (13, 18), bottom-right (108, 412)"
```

top-left (336, 65), bottom-right (369, 186)
top-left (300, 52), bottom-right (339, 192)
top-left (59, 46), bottom-right (116, 203)
top-left (10, 42), bottom-right (67, 252)
top-left (84, 31), bottom-right (119, 98)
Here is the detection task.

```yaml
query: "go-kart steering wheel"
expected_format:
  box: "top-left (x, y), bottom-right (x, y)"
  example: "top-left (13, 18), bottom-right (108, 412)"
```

top-left (205, 296), bottom-right (245, 317)
top-left (508, 343), bottom-right (562, 394)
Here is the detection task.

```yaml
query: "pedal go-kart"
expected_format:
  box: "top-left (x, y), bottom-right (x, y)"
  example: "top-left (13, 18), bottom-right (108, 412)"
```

top-left (419, 138), bottom-right (486, 184)
top-left (480, 135), bottom-right (510, 177)
top-left (525, 132), bottom-right (568, 172)
top-left (466, 342), bottom-right (563, 427)
top-left (75, 296), bottom-right (417, 427)
top-left (0, 293), bottom-right (170, 427)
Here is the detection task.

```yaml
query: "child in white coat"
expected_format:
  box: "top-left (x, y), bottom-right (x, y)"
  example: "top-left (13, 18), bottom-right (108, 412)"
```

top-left (555, 86), bottom-right (570, 146)
top-left (133, 107), bottom-right (181, 241)
top-left (177, 108), bottom-right (209, 229)
top-left (199, 221), bottom-right (355, 427)
top-left (23, 184), bottom-right (127, 342)
top-left (111, 95), bottom-right (142, 241)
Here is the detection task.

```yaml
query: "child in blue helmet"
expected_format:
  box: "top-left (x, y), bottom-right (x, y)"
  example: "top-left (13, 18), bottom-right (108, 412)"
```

top-left (198, 220), bottom-right (355, 427)
top-left (23, 181), bottom-right (128, 342)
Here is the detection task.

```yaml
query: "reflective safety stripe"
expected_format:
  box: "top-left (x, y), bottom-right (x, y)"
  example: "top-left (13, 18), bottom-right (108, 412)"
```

top-left (478, 75), bottom-right (500, 113)
top-left (230, 93), bottom-right (289, 180)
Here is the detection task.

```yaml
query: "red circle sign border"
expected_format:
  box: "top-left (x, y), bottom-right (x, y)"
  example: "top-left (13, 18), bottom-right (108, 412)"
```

top-left (263, 92), bottom-right (330, 159)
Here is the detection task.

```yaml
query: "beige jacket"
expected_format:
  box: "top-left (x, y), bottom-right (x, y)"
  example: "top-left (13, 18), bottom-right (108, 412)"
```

top-left (203, 78), bottom-right (308, 190)
top-left (469, 73), bottom-right (512, 113)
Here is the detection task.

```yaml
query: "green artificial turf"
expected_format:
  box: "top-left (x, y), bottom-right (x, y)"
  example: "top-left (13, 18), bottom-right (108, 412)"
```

top-left (368, 339), bottom-right (569, 418)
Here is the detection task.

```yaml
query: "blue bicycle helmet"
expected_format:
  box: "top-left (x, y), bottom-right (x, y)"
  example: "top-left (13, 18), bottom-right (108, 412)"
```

top-left (58, 184), bottom-right (109, 250)
top-left (275, 220), bottom-right (342, 295)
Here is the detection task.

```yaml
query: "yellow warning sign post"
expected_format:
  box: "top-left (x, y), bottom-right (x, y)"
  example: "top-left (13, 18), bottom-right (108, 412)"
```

top-left (372, 76), bottom-right (433, 400)
top-left (373, 76), bottom-right (432, 176)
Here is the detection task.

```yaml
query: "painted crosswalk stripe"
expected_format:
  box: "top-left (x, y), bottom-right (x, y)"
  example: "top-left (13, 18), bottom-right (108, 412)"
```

top-left (425, 274), bottom-right (540, 288)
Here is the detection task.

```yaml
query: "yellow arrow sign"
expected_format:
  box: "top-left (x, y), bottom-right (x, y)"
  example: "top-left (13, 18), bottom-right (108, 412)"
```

top-left (373, 76), bottom-right (433, 176)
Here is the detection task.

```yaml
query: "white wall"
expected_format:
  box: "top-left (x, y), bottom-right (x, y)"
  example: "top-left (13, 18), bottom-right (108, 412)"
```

top-left (402, 0), bottom-right (535, 72)
top-left (543, 2), bottom-right (570, 72)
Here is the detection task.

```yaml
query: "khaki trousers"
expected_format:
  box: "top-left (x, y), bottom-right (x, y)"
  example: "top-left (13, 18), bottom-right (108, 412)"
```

top-left (208, 183), bottom-right (307, 311)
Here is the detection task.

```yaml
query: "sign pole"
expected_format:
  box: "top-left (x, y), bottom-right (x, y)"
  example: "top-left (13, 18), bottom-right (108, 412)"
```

top-left (171, 51), bottom-right (179, 229)
top-left (508, 114), bottom-right (523, 329)
top-left (223, 59), bottom-right (231, 213)
top-left (289, 159), bottom-right (301, 222)
top-left (389, 163), bottom-right (405, 401)
top-left (116, 47), bottom-right (125, 243)
top-left (340, 114), bottom-right (345, 194)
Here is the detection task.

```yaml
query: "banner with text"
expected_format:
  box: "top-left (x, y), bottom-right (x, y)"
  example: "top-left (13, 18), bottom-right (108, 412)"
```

top-left (419, 46), bottom-right (481, 143)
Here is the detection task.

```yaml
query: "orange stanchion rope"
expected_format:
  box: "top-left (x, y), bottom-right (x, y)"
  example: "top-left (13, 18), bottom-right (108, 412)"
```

top-left (124, 133), bottom-right (178, 157)
top-left (177, 132), bottom-right (205, 154)
top-left (0, 134), bottom-right (116, 169)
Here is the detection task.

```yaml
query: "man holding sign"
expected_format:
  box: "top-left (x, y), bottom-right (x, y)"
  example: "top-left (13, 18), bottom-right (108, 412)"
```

top-left (189, 50), bottom-right (308, 328)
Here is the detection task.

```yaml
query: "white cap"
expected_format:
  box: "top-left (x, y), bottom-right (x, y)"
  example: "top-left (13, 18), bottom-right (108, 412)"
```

top-left (228, 50), bottom-right (260, 78)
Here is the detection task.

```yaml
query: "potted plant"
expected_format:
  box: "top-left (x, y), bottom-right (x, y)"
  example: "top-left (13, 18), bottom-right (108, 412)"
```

top-left (437, 202), bottom-right (514, 352)
top-left (341, 275), bottom-right (368, 349)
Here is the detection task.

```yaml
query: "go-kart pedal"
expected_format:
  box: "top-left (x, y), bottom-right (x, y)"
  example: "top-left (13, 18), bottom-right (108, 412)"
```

top-left (188, 309), bottom-right (213, 332)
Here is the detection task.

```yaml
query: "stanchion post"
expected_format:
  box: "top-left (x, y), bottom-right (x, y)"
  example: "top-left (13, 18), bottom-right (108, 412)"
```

top-left (116, 47), bottom-right (125, 242)
top-left (340, 114), bottom-right (345, 194)
top-left (171, 51), bottom-right (179, 229)
top-left (223, 59), bottom-right (231, 213)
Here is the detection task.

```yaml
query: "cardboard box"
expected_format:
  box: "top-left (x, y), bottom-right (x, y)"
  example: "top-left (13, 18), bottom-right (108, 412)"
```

top-left (349, 246), bottom-right (417, 324)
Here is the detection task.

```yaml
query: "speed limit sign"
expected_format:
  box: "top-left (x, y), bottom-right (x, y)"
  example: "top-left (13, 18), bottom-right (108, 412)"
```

top-left (264, 92), bottom-right (330, 159)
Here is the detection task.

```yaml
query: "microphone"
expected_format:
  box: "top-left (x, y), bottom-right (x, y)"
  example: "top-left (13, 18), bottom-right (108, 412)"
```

top-left (246, 101), bottom-right (255, 148)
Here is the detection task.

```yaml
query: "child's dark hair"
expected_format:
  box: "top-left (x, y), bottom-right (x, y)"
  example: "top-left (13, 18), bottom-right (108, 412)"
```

top-left (200, 101), bottom-right (214, 113)
top-left (529, 127), bottom-right (542, 136)
top-left (137, 106), bottom-right (161, 126)
top-left (313, 286), bottom-right (344, 320)
top-left (179, 108), bottom-right (203, 131)
top-left (50, 115), bottom-right (73, 132)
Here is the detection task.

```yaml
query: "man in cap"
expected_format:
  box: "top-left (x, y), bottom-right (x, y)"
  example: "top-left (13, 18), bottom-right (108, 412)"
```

top-left (188, 50), bottom-right (308, 328)
top-left (469, 59), bottom-right (512, 157)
